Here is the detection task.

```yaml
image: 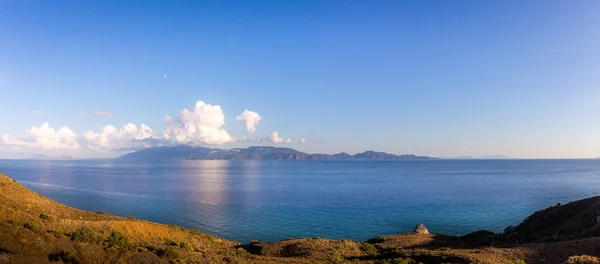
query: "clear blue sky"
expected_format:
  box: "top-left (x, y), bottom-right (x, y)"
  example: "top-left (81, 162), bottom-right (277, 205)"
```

top-left (1, 1), bottom-right (599, 158)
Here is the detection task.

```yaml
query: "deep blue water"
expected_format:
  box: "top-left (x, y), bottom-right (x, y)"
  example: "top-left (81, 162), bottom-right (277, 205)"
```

top-left (1, 159), bottom-right (600, 243)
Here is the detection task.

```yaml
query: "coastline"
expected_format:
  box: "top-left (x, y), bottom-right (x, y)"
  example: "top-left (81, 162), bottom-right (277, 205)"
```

top-left (1, 172), bottom-right (599, 263)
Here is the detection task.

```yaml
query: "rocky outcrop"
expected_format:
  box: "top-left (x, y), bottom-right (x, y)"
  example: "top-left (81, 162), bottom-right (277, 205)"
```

top-left (414, 224), bottom-right (429, 234)
top-left (510, 197), bottom-right (600, 242)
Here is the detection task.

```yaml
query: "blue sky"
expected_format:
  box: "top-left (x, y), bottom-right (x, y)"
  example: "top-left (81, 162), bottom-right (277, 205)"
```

top-left (1, 1), bottom-right (599, 158)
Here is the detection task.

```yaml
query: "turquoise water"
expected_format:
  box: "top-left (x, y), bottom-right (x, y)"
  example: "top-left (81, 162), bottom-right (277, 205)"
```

top-left (1, 159), bottom-right (600, 243)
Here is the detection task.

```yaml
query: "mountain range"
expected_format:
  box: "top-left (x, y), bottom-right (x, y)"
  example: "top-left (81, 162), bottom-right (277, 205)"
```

top-left (117, 145), bottom-right (437, 161)
top-left (30, 154), bottom-right (74, 160)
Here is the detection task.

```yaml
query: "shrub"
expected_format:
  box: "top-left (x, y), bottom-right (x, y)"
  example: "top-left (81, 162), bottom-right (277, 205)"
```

top-left (392, 258), bottom-right (417, 264)
top-left (513, 260), bottom-right (526, 264)
top-left (71, 227), bottom-right (101, 243)
top-left (48, 251), bottom-right (81, 263)
top-left (566, 255), bottom-right (600, 264)
top-left (361, 242), bottom-right (377, 256)
top-left (8, 219), bottom-right (34, 230)
top-left (164, 238), bottom-right (178, 246)
top-left (169, 225), bottom-right (186, 231)
top-left (107, 231), bottom-right (129, 248)
top-left (40, 214), bottom-right (51, 220)
top-left (250, 239), bottom-right (259, 244)
top-left (158, 245), bottom-right (181, 259)
top-left (126, 216), bottom-right (137, 220)
top-left (179, 241), bottom-right (193, 251)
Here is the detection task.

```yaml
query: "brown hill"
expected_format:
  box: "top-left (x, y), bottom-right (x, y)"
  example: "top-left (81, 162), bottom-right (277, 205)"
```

top-left (509, 197), bottom-right (600, 243)
top-left (1, 172), bottom-right (600, 263)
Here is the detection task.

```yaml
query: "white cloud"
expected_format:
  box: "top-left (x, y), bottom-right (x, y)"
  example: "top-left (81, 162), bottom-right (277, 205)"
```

top-left (266, 131), bottom-right (292, 144)
top-left (164, 74), bottom-right (167, 78)
top-left (33, 110), bottom-right (43, 115)
top-left (235, 110), bottom-right (261, 134)
top-left (266, 131), bottom-right (283, 144)
top-left (1, 100), bottom-right (296, 157)
top-left (0, 123), bottom-right (79, 150)
top-left (162, 101), bottom-right (233, 145)
top-left (82, 123), bottom-right (156, 151)
top-left (84, 111), bottom-right (113, 117)
top-left (299, 138), bottom-right (306, 144)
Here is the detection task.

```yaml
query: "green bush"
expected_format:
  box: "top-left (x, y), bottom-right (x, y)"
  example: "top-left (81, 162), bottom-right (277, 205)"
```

top-left (71, 227), bottom-right (101, 243)
top-left (39, 214), bottom-right (51, 220)
top-left (164, 238), bottom-right (178, 246)
top-left (107, 231), bottom-right (129, 248)
top-left (169, 224), bottom-right (186, 231)
top-left (361, 242), bottom-right (377, 256)
top-left (392, 258), bottom-right (417, 264)
top-left (179, 241), bottom-right (193, 251)
top-left (8, 219), bottom-right (34, 230)
top-left (158, 245), bottom-right (181, 259)
top-left (514, 260), bottom-right (526, 264)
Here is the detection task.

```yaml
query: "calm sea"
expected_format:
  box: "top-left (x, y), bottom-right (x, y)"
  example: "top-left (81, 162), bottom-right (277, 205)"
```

top-left (1, 159), bottom-right (600, 243)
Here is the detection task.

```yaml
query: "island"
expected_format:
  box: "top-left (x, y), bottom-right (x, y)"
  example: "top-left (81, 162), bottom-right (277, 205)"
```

top-left (117, 145), bottom-right (437, 161)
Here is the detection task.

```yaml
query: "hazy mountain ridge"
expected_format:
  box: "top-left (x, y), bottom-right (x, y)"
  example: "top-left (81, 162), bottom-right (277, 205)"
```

top-left (117, 145), bottom-right (437, 161)
top-left (30, 154), bottom-right (74, 160)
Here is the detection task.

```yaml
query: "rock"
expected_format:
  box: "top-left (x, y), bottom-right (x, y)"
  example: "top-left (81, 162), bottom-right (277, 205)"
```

top-left (414, 224), bottom-right (429, 234)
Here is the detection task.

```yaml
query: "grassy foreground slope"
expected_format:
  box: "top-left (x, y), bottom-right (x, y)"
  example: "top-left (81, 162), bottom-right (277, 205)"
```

top-left (0, 172), bottom-right (599, 264)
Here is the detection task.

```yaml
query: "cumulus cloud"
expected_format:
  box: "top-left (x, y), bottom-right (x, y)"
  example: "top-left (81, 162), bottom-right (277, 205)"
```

top-left (82, 123), bottom-right (156, 151)
top-left (236, 110), bottom-right (261, 134)
top-left (162, 101), bottom-right (233, 145)
top-left (0, 123), bottom-right (79, 150)
top-left (266, 131), bottom-right (283, 144)
top-left (299, 138), bottom-right (306, 144)
top-left (265, 131), bottom-right (292, 144)
top-left (1, 100), bottom-right (295, 157)
top-left (84, 111), bottom-right (114, 117)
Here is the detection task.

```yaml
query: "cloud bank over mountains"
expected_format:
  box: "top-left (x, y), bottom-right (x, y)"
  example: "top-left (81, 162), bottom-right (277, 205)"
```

top-left (0, 100), bottom-right (302, 158)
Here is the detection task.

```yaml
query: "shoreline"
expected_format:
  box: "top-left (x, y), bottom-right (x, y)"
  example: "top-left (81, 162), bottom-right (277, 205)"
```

top-left (2, 171), bottom-right (600, 263)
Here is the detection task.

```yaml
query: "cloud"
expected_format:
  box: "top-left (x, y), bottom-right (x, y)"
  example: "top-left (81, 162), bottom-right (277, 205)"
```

top-left (299, 138), bottom-right (306, 144)
top-left (82, 123), bottom-right (156, 151)
top-left (162, 101), bottom-right (233, 145)
top-left (1, 100), bottom-right (294, 157)
top-left (0, 123), bottom-right (79, 150)
top-left (164, 74), bottom-right (167, 78)
top-left (33, 110), bottom-right (43, 114)
top-left (235, 110), bottom-right (261, 134)
top-left (84, 111), bottom-right (114, 117)
top-left (266, 131), bottom-right (292, 144)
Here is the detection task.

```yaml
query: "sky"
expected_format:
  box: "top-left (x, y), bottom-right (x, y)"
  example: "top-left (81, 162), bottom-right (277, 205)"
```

top-left (1, 0), bottom-right (599, 159)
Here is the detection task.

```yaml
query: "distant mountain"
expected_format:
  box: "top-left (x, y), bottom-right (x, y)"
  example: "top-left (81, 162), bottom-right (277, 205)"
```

top-left (117, 145), bottom-right (437, 161)
top-left (479, 154), bottom-right (511, 159)
top-left (54, 155), bottom-right (74, 160)
top-left (445, 154), bottom-right (512, 160)
top-left (30, 154), bottom-right (52, 160)
top-left (30, 154), bottom-right (75, 160)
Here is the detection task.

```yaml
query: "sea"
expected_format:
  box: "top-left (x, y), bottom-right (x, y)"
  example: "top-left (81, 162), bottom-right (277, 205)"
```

top-left (1, 159), bottom-right (599, 243)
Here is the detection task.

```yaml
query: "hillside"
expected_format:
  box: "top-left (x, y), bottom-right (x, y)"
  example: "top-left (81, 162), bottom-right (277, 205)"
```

top-left (1, 172), bottom-right (600, 263)
top-left (117, 145), bottom-right (437, 161)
